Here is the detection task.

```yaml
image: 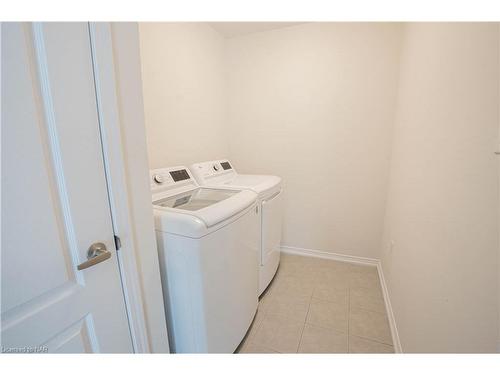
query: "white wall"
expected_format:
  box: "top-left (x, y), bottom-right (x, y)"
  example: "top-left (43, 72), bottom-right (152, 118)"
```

top-left (139, 23), bottom-right (228, 168)
top-left (137, 23), bottom-right (500, 351)
top-left (226, 23), bottom-right (402, 258)
top-left (380, 23), bottom-right (499, 352)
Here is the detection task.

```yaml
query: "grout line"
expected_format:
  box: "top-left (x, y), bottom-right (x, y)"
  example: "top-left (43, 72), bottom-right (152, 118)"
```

top-left (349, 333), bottom-right (394, 347)
top-left (347, 285), bottom-right (351, 352)
top-left (349, 334), bottom-right (394, 349)
top-left (296, 289), bottom-right (313, 353)
top-left (350, 305), bottom-right (390, 316)
top-left (303, 321), bottom-right (348, 336)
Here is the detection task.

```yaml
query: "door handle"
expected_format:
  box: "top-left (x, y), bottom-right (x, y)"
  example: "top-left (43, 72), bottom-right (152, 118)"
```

top-left (263, 189), bottom-right (282, 204)
top-left (77, 242), bottom-right (111, 270)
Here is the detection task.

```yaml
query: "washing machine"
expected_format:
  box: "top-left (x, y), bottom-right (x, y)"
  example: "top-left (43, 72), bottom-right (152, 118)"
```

top-left (189, 160), bottom-right (283, 295)
top-left (151, 166), bottom-right (259, 353)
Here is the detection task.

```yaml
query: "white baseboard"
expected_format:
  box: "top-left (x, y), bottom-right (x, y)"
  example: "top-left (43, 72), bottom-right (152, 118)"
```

top-left (280, 245), bottom-right (379, 266)
top-left (280, 245), bottom-right (402, 353)
top-left (376, 262), bottom-right (402, 353)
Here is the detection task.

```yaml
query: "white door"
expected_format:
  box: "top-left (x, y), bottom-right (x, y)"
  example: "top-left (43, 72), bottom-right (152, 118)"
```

top-left (1, 22), bottom-right (133, 353)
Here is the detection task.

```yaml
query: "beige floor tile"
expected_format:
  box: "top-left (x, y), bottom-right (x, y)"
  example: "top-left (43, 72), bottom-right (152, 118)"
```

top-left (278, 260), bottom-right (307, 276)
top-left (234, 308), bottom-right (266, 352)
top-left (348, 269), bottom-right (381, 290)
top-left (318, 260), bottom-right (353, 273)
top-left (259, 283), bottom-right (278, 309)
top-left (264, 295), bottom-right (310, 322)
top-left (312, 283), bottom-right (348, 305)
top-left (271, 274), bottom-right (315, 300)
top-left (280, 254), bottom-right (316, 269)
top-left (307, 257), bottom-right (346, 273)
top-left (258, 294), bottom-right (270, 313)
top-left (349, 335), bottom-right (394, 353)
top-left (235, 333), bottom-right (251, 353)
top-left (281, 253), bottom-right (306, 263)
top-left (260, 283), bottom-right (311, 316)
top-left (279, 264), bottom-right (319, 283)
top-left (298, 324), bottom-right (348, 353)
top-left (349, 308), bottom-right (392, 345)
top-left (253, 256), bottom-right (395, 355)
top-left (252, 314), bottom-right (305, 353)
top-left (350, 287), bottom-right (386, 313)
top-left (238, 342), bottom-right (280, 353)
top-left (259, 272), bottom-right (288, 306)
top-left (348, 264), bottom-right (379, 275)
top-left (306, 298), bottom-right (348, 333)
top-left (316, 268), bottom-right (350, 283)
top-left (246, 307), bottom-right (266, 341)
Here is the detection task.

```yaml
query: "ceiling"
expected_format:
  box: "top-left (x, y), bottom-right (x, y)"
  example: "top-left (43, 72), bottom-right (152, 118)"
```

top-left (207, 22), bottom-right (305, 38)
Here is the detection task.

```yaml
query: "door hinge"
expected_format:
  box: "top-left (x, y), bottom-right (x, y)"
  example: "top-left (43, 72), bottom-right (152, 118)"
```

top-left (114, 235), bottom-right (122, 251)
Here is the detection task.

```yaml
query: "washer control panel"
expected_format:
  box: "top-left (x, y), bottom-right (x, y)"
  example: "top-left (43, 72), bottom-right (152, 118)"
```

top-left (153, 174), bottom-right (164, 184)
top-left (169, 169), bottom-right (190, 182)
top-left (150, 166), bottom-right (195, 190)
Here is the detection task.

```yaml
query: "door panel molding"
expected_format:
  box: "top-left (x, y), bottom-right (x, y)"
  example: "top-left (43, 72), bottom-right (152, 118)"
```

top-left (31, 22), bottom-right (83, 285)
top-left (1, 284), bottom-right (82, 332)
top-left (43, 314), bottom-right (99, 353)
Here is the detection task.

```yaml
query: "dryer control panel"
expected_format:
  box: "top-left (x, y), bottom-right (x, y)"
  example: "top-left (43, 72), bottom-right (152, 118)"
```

top-left (190, 159), bottom-right (237, 185)
top-left (220, 161), bottom-right (232, 171)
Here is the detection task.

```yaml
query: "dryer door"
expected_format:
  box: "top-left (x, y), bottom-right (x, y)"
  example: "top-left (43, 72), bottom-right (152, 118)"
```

top-left (260, 189), bottom-right (283, 293)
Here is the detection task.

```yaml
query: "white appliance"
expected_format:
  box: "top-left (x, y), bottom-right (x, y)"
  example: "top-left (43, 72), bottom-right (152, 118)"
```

top-left (151, 166), bottom-right (259, 353)
top-left (189, 160), bottom-right (283, 295)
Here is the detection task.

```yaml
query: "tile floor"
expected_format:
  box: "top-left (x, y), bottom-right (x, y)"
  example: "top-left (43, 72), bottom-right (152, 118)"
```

top-left (236, 253), bottom-right (394, 353)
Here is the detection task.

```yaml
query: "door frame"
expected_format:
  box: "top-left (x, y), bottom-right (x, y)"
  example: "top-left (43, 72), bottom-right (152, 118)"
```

top-left (87, 22), bottom-right (163, 353)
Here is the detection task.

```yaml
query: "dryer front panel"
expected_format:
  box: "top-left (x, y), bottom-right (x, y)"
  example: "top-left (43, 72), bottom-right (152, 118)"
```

top-left (260, 189), bottom-right (283, 294)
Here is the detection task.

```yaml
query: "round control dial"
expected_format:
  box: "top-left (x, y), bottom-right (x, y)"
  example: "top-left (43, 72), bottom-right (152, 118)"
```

top-left (213, 164), bottom-right (219, 172)
top-left (153, 174), bottom-right (164, 184)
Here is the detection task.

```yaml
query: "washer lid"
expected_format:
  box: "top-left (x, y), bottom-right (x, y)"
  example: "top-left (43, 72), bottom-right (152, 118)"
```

top-left (223, 174), bottom-right (281, 195)
top-left (153, 188), bottom-right (257, 237)
top-left (153, 188), bottom-right (240, 211)
top-left (151, 166), bottom-right (258, 236)
top-left (189, 160), bottom-right (281, 197)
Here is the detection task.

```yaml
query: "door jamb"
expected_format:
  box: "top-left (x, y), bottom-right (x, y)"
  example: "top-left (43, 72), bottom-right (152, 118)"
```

top-left (88, 22), bottom-right (150, 353)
